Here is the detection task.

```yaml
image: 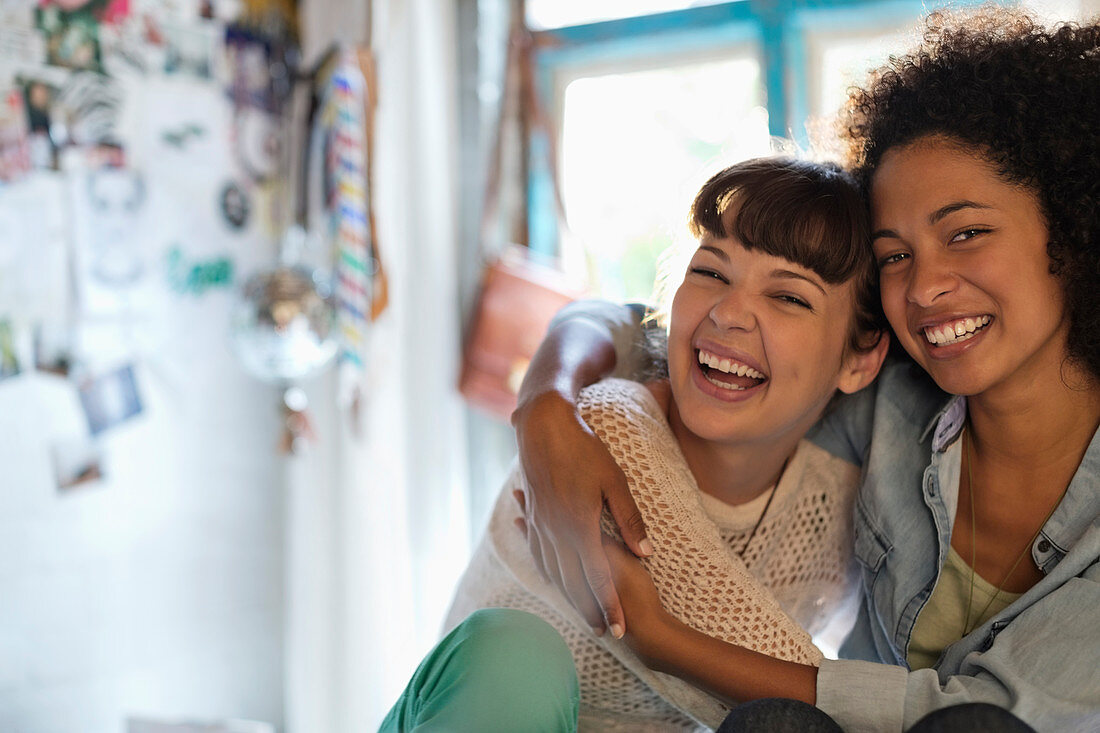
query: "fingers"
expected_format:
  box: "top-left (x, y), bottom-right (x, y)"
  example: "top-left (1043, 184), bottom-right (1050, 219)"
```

top-left (605, 478), bottom-right (652, 558)
top-left (516, 488), bottom-right (607, 634)
top-left (579, 538), bottom-right (626, 638)
top-left (555, 542), bottom-right (607, 635)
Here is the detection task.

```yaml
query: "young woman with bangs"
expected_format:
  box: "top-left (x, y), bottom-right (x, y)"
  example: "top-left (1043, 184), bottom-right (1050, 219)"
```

top-left (382, 156), bottom-right (890, 731)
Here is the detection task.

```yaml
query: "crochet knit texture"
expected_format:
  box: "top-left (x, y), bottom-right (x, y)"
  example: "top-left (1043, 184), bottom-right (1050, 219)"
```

top-left (446, 379), bottom-right (858, 731)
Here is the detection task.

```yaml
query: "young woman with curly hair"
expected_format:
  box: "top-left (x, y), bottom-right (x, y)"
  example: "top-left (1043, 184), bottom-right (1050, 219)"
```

top-left (494, 6), bottom-right (1099, 732)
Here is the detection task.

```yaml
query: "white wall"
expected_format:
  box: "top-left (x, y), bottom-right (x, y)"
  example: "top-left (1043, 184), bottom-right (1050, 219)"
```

top-left (0, 37), bottom-right (287, 733)
top-left (0, 297), bottom-right (286, 732)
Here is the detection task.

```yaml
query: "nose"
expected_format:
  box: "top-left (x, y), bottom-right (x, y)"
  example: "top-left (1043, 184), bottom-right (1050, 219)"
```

top-left (709, 288), bottom-right (758, 332)
top-left (906, 249), bottom-right (957, 307)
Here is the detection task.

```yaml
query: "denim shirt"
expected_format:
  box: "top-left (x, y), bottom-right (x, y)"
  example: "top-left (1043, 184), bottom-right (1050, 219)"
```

top-left (552, 301), bottom-right (1100, 733)
top-left (810, 363), bottom-right (1100, 732)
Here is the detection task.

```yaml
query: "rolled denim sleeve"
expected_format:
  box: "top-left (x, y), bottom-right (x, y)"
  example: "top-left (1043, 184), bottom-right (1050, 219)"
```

top-left (817, 658), bottom-right (908, 732)
top-left (548, 299), bottom-right (650, 380)
top-left (818, 555), bottom-right (1100, 733)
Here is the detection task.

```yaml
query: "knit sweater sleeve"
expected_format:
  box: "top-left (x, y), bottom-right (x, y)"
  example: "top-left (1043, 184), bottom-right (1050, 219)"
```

top-left (580, 380), bottom-right (825, 668)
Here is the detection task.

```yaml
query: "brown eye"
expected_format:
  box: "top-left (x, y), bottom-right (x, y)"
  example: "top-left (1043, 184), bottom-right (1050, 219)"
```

top-left (950, 228), bottom-right (990, 243)
top-left (877, 252), bottom-right (909, 267)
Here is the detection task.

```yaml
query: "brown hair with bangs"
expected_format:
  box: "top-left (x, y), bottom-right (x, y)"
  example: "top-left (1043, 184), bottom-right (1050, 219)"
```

top-left (688, 157), bottom-right (885, 354)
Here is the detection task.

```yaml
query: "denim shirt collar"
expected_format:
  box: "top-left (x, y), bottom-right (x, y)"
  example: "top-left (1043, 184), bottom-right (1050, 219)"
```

top-left (922, 395), bottom-right (968, 453)
top-left (920, 393), bottom-right (1100, 570)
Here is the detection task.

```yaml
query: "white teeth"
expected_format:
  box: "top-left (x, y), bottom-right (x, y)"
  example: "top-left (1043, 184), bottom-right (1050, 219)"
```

top-left (696, 350), bottom-right (765, 379)
top-left (924, 315), bottom-right (991, 345)
top-left (704, 373), bottom-right (746, 391)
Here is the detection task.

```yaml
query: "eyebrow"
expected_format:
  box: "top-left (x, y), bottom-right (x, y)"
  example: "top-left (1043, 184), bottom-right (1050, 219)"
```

top-left (698, 244), bottom-right (729, 261)
top-left (697, 245), bottom-right (826, 295)
top-left (772, 269), bottom-right (826, 295)
top-left (872, 200), bottom-right (994, 242)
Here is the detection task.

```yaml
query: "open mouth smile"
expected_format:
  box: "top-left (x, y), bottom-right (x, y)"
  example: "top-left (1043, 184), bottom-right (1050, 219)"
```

top-left (923, 315), bottom-right (992, 346)
top-left (696, 349), bottom-right (768, 391)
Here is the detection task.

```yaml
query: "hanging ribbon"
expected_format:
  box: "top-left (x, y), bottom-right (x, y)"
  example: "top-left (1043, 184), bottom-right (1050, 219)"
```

top-left (326, 51), bottom-right (370, 370)
top-left (312, 48), bottom-right (386, 417)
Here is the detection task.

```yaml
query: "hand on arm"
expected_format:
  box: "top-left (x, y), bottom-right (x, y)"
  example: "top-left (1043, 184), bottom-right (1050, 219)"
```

top-left (602, 539), bottom-right (820, 707)
top-left (512, 315), bottom-right (652, 637)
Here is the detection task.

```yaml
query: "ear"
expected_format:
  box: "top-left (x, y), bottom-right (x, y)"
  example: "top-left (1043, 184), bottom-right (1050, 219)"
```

top-left (837, 331), bottom-right (890, 395)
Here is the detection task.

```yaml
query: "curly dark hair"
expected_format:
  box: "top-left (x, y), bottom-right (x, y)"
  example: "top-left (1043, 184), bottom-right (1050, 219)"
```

top-left (842, 5), bottom-right (1100, 378)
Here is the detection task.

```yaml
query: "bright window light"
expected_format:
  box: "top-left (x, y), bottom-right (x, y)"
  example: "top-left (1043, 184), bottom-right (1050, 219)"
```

top-left (526, 0), bottom-right (728, 30)
top-left (554, 56), bottom-right (770, 301)
top-left (558, 56), bottom-right (770, 303)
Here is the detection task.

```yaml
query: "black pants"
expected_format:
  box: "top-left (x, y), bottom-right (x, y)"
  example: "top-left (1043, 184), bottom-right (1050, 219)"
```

top-left (716, 698), bottom-right (1037, 732)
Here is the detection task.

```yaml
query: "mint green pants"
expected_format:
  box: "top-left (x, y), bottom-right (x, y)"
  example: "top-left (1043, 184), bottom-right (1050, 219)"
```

top-left (379, 608), bottom-right (580, 732)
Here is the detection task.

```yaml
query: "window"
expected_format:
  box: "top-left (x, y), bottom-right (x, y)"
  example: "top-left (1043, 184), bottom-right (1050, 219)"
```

top-left (525, 0), bottom-right (963, 304)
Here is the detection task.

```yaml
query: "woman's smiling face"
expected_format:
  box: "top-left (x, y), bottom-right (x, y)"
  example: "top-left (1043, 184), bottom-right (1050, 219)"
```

top-left (667, 224), bottom-right (865, 448)
top-left (870, 137), bottom-right (1069, 398)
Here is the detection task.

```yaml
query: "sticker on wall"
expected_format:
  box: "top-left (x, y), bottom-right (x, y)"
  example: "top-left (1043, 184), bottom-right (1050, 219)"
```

top-left (77, 362), bottom-right (142, 435)
top-left (86, 163), bottom-right (146, 286)
top-left (0, 318), bottom-right (20, 380)
top-left (0, 170), bottom-right (71, 323)
top-left (218, 179), bottom-right (249, 229)
top-left (68, 146), bottom-right (160, 316)
top-left (16, 73), bottom-right (62, 170)
top-left (0, 25), bottom-right (47, 68)
top-left (162, 20), bottom-right (221, 79)
top-left (34, 322), bottom-right (75, 378)
top-left (161, 122), bottom-right (206, 149)
top-left (50, 71), bottom-right (124, 148)
top-left (36, 0), bottom-right (104, 72)
top-left (225, 24), bottom-right (292, 186)
top-left (0, 87), bottom-right (32, 182)
top-left (51, 435), bottom-right (104, 492)
top-left (166, 245), bottom-right (234, 296)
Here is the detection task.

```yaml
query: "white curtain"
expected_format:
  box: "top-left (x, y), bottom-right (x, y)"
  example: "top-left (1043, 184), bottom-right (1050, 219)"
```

top-left (288, 1), bottom-right (470, 730)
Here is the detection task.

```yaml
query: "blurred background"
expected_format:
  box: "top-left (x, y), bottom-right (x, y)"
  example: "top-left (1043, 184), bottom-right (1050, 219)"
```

top-left (0, 0), bottom-right (1095, 731)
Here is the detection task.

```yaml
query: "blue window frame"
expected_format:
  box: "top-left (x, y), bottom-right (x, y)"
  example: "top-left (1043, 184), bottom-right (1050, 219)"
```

top-left (525, 0), bottom-right (989, 262)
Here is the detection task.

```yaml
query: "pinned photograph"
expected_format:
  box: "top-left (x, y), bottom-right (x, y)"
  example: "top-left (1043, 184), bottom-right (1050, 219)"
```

top-left (34, 322), bottom-right (75, 377)
top-left (36, 0), bottom-right (104, 72)
top-left (51, 436), bottom-right (104, 491)
top-left (0, 87), bottom-right (31, 182)
top-left (162, 21), bottom-right (221, 79)
top-left (0, 318), bottom-right (20, 380)
top-left (78, 363), bottom-right (142, 435)
top-left (20, 77), bottom-right (58, 169)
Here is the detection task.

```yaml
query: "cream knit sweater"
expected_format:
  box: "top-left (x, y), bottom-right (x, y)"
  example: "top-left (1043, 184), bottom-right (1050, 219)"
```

top-left (445, 379), bottom-right (860, 731)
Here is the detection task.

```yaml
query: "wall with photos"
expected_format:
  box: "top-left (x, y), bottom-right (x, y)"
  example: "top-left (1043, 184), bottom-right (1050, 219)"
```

top-left (0, 1), bottom-right (304, 729)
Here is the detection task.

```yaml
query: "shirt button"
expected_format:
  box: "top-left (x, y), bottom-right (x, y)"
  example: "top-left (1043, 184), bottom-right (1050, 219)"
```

top-left (1037, 539), bottom-right (1051, 553)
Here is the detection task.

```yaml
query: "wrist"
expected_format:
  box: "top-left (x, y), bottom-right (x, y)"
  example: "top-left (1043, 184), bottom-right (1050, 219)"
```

top-left (633, 611), bottom-right (688, 673)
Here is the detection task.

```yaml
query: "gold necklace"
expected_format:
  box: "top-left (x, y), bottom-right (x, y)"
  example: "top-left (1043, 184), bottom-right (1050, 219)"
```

top-left (962, 428), bottom-right (1063, 636)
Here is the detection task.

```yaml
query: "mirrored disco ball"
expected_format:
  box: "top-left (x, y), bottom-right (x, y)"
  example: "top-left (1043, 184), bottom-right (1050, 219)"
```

top-left (231, 265), bottom-right (337, 384)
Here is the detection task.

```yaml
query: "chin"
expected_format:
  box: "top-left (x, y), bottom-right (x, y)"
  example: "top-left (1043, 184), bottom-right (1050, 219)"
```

top-left (919, 367), bottom-right (991, 397)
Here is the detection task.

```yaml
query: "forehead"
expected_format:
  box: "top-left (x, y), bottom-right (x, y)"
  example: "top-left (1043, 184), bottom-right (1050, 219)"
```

top-left (870, 139), bottom-right (1035, 219)
top-left (692, 235), bottom-right (849, 295)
